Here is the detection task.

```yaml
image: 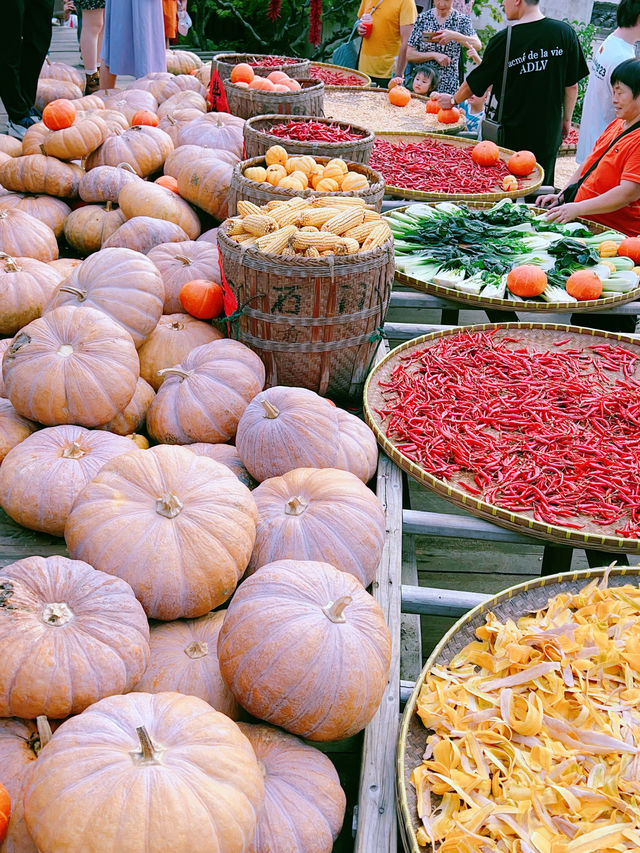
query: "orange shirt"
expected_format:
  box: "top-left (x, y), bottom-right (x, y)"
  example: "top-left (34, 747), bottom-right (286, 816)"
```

top-left (357, 0), bottom-right (417, 79)
top-left (575, 118), bottom-right (640, 236)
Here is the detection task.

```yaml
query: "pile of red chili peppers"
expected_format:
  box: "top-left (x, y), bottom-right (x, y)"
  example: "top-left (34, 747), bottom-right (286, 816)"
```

top-left (309, 65), bottom-right (368, 87)
top-left (247, 56), bottom-right (300, 67)
top-left (265, 120), bottom-right (366, 142)
top-left (377, 330), bottom-right (640, 538)
top-left (370, 138), bottom-right (512, 194)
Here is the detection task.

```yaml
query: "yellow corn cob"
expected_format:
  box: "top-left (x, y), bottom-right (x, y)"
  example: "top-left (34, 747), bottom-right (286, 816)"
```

top-left (300, 225), bottom-right (319, 233)
top-left (361, 222), bottom-right (392, 251)
top-left (263, 200), bottom-right (283, 211)
top-left (270, 207), bottom-right (303, 228)
top-left (299, 207), bottom-right (342, 227)
top-left (281, 246), bottom-right (296, 257)
top-left (333, 241), bottom-right (349, 255)
top-left (255, 225), bottom-right (298, 254)
top-left (242, 214), bottom-right (279, 236)
top-left (291, 230), bottom-right (340, 251)
top-left (237, 200), bottom-right (262, 217)
top-left (344, 220), bottom-right (380, 243)
top-left (305, 247), bottom-right (321, 258)
top-left (226, 217), bottom-right (246, 236)
top-left (235, 234), bottom-right (258, 246)
top-left (312, 196), bottom-right (366, 208)
top-left (321, 207), bottom-right (365, 235)
top-left (320, 250), bottom-right (335, 256)
top-left (280, 196), bottom-right (310, 211)
top-left (363, 208), bottom-right (384, 223)
top-left (339, 237), bottom-right (360, 254)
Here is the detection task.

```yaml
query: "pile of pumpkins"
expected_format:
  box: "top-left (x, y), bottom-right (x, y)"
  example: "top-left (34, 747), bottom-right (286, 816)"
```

top-left (0, 55), bottom-right (391, 853)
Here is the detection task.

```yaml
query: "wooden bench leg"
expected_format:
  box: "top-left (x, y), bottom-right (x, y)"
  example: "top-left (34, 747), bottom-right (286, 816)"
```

top-left (584, 550), bottom-right (629, 568)
top-left (540, 546), bottom-right (572, 576)
top-left (440, 308), bottom-right (459, 325)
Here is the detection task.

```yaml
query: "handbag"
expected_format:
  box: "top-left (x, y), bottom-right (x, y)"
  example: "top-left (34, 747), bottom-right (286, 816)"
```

top-left (480, 25), bottom-right (512, 146)
top-left (559, 122), bottom-right (640, 204)
top-left (331, 0), bottom-right (385, 70)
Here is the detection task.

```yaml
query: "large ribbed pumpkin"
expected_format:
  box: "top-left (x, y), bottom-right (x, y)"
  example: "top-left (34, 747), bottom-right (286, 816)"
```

top-left (45, 248), bottom-right (165, 347)
top-left (147, 241), bottom-right (221, 314)
top-left (40, 59), bottom-right (85, 91)
top-left (0, 340), bottom-right (11, 398)
top-left (187, 443), bottom-right (256, 489)
top-left (0, 255), bottom-right (62, 335)
top-left (248, 467), bottom-right (385, 587)
top-left (133, 611), bottom-right (239, 718)
top-left (65, 445), bottom-right (258, 620)
top-left (85, 125), bottom-right (173, 177)
top-left (238, 723), bottom-right (346, 853)
top-left (100, 89), bottom-right (159, 123)
top-left (137, 313), bottom-right (222, 390)
top-left (0, 426), bottom-right (134, 536)
top-left (175, 151), bottom-right (233, 221)
top-left (102, 216), bottom-right (188, 254)
top-left (0, 399), bottom-right (37, 465)
top-left (118, 181), bottom-right (201, 241)
top-left (62, 204), bottom-right (126, 256)
top-left (78, 163), bottom-right (142, 203)
top-left (23, 692), bottom-right (264, 853)
top-left (217, 559), bottom-right (392, 741)
top-left (3, 306), bottom-right (139, 427)
top-left (335, 409), bottom-right (378, 484)
top-left (98, 377), bottom-right (155, 436)
top-left (176, 114), bottom-right (244, 156)
top-left (147, 339), bottom-right (265, 445)
top-left (0, 154), bottom-right (83, 198)
top-left (163, 145), bottom-right (239, 180)
top-left (41, 114), bottom-right (108, 161)
top-left (157, 91), bottom-right (207, 118)
top-left (0, 555), bottom-right (150, 718)
top-left (0, 209), bottom-right (58, 262)
top-left (236, 387), bottom-right (340, 482)
top-left (0, 194), bottom-right (71, 239)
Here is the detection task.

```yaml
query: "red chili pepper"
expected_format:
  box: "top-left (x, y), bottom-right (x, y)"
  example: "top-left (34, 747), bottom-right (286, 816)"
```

top-left (247, 56), bottom-right (300, 67)
top-left (309, 66), bottom-right (367, 87)
top-left (264, 119), bottom-right (365, 143)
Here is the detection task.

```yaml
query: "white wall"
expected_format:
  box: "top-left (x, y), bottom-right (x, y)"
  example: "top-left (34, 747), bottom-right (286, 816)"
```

top-left (474, 0), bottom-right (595, 29)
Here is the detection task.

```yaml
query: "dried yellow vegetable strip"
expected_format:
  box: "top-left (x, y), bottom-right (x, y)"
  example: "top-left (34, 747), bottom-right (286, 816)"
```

top-left (412, 575), bottom-right (640, 852)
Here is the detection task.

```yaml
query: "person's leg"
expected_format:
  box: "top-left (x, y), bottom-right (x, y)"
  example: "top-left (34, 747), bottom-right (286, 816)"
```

top-left (80, 8), bottom-right (103, 73)
top-left (99, 63), bottom-right (117, 90)
top-left (19, 0), bottom-right (55, 112)
top-left (0, 0), bottom-right (32, 122)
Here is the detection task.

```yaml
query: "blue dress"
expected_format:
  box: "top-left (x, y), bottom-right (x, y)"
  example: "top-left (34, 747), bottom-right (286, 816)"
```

top-left (101, 0), bottom-right (166, 78)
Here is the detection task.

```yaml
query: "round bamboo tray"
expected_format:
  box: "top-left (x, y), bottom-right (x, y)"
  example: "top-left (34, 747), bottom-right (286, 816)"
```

top-left (364, 322), bottom-right (640, 553)
top-left (308, 62), bottom-right (372, 88)
top-left (393, 202), bottom-right (639, 313)
top-left (243, 114), bottom-right (375, 163)
top-left (374, 133), bottom-right (543, 201)
top-left (228, 155), bottom-right (385, 215)
top-left (225, 78), bottom-right (324, 121)
top-left (213, 53), bottom-right (310, 81)
top-left (397, 565), bottom-right (640, 853)
top-left (217, 223), bottom-right (394, 402)
top-left (323, 87), bottom-right (466, 135)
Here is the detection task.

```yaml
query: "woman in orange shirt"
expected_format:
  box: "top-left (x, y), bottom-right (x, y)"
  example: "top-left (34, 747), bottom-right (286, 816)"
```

top-left (538, 58), bottom-right (640, 236)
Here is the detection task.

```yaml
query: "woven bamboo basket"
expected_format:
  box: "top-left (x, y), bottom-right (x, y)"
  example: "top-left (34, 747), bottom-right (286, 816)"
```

top-left (374, 132), bottom-right (543, 201)
top-left (213, 53), bottom-right (310, 81)
top-left (308, 62), bottom-right (372, 88)
top-left (392, 202), bottom-right (639, 313)
top-left (225, 78), bottom-right (324, 121)
top-left (397, 565), bottom-right (640, 853)
top-left (228, 155), bottom-right (385, 215)
top-left (243, 114), bottom-right (375, 163)
top-left (364, 323), bottom-right (640, 553)
top-left (218, 224), bottom-right (395, 401)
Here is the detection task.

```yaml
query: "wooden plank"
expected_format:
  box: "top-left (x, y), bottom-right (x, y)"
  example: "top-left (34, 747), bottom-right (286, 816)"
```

top-left (355, 449), bottom-right (402, 853)
top-left (400, 472), bottom-right (422, 683)
top-left (389, 290), bottom-right (640, 316)
top-left (403, 509), bottom-right (548, 546)
top-left (402, 584), bottom-right (490, 617)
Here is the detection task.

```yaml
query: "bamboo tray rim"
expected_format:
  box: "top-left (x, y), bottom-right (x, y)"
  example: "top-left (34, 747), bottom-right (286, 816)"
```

top-left (396, 565), bottom-right (640, 853)
top-left (389, 201), bottom-right (639, 312)
top-left (374, 132), bottom-right (544, 201)
top-left (364, 322), bottom-right (640, 553)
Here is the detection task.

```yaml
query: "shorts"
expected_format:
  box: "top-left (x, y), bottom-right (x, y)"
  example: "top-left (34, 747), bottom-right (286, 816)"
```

top-left (75, 0), bottom-right (105, 8)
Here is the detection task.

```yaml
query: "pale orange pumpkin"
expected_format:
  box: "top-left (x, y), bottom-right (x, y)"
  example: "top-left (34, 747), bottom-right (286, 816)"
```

top-left (35, 79), bottom-right (83, 113)
top-left (146, 339), bottom-right (266, 445)
top-left (146, 241), bottom-right (222, 313)
top-left (334, 408), bottom-right (378, 483)
top-left (218, 559), bottom-right (392, 741)
top-left (41, 114), bottom-right (108, 161)
top-left (175, 151), bottom-right (234, 221)
top-left (133, 612), bottom-right (239, 718)
top-left (187, 443), bottom-right (256, 490)
top-left (0, 194), bottom-right (71, 239)
top-left (78, 163), bottom-right (142, 204)
top-left (235, 387), bottom-right (341, 482)
top-left (44, 247), bottom-right (165, 348)
top-left (247, 467), bottom-right (385, 586)
top-left (176, 114), bottom-right (244, 157)
top-left (166, 48), bottom-right (203, 74)
top-left (0, 339), bottom-right (11, 398)
top-left (157, 110), bottom-right (206, 144)
top-left (20, 122), bottom-right (49, 156)
top-left (0, 426), bottom-right (135, 536)
top-left (3, 306), bottom-right (139, 427)
top-left (74, 93), bottom-right (105, 111)
top-left (0, 135), bottom-right (23, 158)
top-left (0, 154), bottom-right (83, 198)
top-left (40, 59), bottom-right (85, 91)
top-left (137, 313), bottom-right (223, 390)
top-left (238, 723), bottom-right (346, 853)
top-left (85, 125), bottom-right (173, 177)
top-left (156, 76), bottom-right (207, 103)
top-left (118, 181), bottom-right (201, 240)
top-left (157, 91), bottom-right (207, 118)
top-left (0, 555), bottom-right (150, 718)
top-left (47, 257), bottom-right (82, 277)
top-left (102, 216), bottom-right (189, 253)
top-left (98, 377), bottom-right (155, 436)
top-left (65, 445), bottom-right (259, 620)
top-left (0, 209), bottom-right (58, 262)
top-left (23, 692), bottom-right (264, 853)
top-left (0, 255), bottom-right (63, 335)
top-left (163, 144), bottom-right (240, 180)
top-left (0, 399), bottom-right (37, 464)
top-left (100, 89), bottom-right (159, 123)
top-left (63, 204), bottom-right (127, 255)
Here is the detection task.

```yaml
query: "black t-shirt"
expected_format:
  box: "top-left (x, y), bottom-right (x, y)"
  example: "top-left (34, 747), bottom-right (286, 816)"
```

top-left (467, 18), bottom-right (588, 158)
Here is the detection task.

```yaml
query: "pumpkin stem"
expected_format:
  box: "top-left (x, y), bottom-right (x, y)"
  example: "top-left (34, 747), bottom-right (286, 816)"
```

top-left (169, 321), bottom-right (185, 331)
top-left (57, 344), bottom-right (74, 358)
top-left (41, 602), bottom-right (74, 626)
top-left (59, 285), bottom-right (87, 302)
top-left (39, 144), bottom-right (46, 156)
top-left (284, 495), bottom-right (308, 516)
top-left (105, 201), bottom-right (113, 212)
top-left (184, 640), bottom-right (209, 659)
top-left (322, 595), bottom-right (352, 624)
top-left (157, 367), bottom-right (192, 381)
top-left (155, 491), bottom-right (183, 518)
top-left (117, 162), bottom-right (137, 173)
top-left (3, 257), bottom-right (21, 273)
top-left (174, 255), bottom-right (192, 265)
top-left (0, 211), bottom-right (8, 221)
top-left (9, 333), bottom-right (30, 354)
top-left (36, 716), bottom-right (52, 749)
top-left (135, 726), bottom-right (158, 762)
top-left (62, 440), bottom-right (86, 460)
top-left (261, 400), bottom-right (280, 419)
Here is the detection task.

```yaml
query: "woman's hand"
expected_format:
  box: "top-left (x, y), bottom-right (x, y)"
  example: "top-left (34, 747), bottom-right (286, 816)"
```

top-left (388, 76), bottom-right (404, 88)
top-left (431, 29), bottom-right (458, 45)
top-left (467, 46), bottom-right (481, 65)
top-left (545, 202), bottom-right (582, 224)
top-left (535, 193), bottom-right (560, 209)
top-left (433, 53), bottom-right (452, 67)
